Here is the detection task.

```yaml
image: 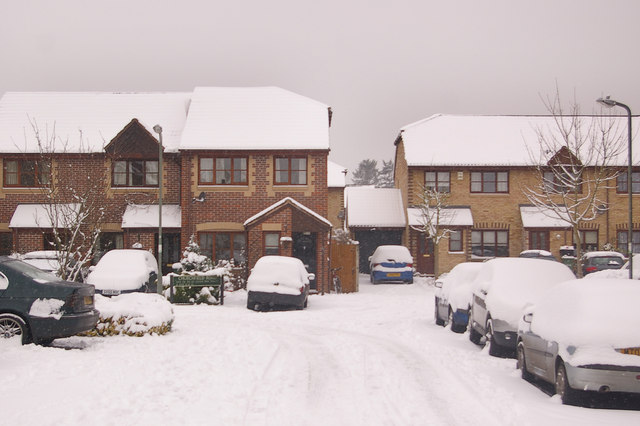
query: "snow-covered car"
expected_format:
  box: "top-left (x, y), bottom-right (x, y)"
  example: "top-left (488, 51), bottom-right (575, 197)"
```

top-left (580, 251), bottom-right (625, 276)
top-left (434, 262), bottom-right (484, 332)
top-left (86, 249), bottom-right (158, 296)
top-left (518, 249), bottom-right (557, 261)
top-left (246, 256), bottom-right (314, 311)
top-left (0, 256), bottom-right (99, 345)
top-left (21, 251), bottom-right (63, 275)
top-left (585, 253), bottom-right (639, 280)
top-left (517, 278), bottom-right (640, 405)
top-left (369, 245), bottom-right (414, 284)
top-left (468, 257), bottom-right (575, 356)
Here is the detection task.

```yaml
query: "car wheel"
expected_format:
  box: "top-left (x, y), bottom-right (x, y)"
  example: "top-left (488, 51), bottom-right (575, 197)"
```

top-left (0, 313), bottom-right (30, 345)
top-left (486, 319), bottom-right (502, 357)
top-left (434, 299), bottom-right (445, 326)
top-left (370, 273), bottom-right (377, 284)
top-left (468, 324), bottom-right (483, 344)
top-left (555, 361), bottom-right (578, 405)
top-left (406, 278), bottom-right (414, 284)
top-left (516, 342), bottom-right (534, 381)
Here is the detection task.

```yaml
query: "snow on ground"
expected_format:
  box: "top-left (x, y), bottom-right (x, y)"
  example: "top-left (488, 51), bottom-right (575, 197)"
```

top-left (2, 275), bottom-right (640, 425)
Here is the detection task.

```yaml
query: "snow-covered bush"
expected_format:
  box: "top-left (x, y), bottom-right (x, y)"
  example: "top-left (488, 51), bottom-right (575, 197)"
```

top-left (84, 293), bottom-right (174, 337)
top-left (179, 235), bottom-right (212, 272)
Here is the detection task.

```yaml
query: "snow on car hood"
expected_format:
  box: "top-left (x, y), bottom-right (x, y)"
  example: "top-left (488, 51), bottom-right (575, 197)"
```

top-left (87, 250), bottom-right (156, 291)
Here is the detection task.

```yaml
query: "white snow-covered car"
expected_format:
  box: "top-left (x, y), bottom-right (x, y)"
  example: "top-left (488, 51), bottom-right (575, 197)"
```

top-left (517, 278), bottom-right (640, 405)
top-left (434, 262), bottom-right (484, 332)
top-left (21, 251), bottom-right (63, 275)
top-left (468, 257), bottom-right (575, 356)
top-left (86, 249), bottom-right (158, 296)
top-left (369, 245), bottom-right (414, 284)
top-left (246, 256), bottom-right (314, 311)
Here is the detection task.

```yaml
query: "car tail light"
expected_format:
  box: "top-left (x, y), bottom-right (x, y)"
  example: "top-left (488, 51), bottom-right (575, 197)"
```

top-left (406, 263), bottom-right (413, 268)
top-left (299, 286), bottom-right (305, 294)
top-left (372, 263), bottom-right (380, 267)
top-left (585, 266), bottom-right (598, 273)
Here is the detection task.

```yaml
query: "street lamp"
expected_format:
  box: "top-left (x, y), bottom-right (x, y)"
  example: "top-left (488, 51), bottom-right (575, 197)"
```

top-left (153, 124), bottom-right (164, 293)
top-left (596, 96), bottom-right (634, 279)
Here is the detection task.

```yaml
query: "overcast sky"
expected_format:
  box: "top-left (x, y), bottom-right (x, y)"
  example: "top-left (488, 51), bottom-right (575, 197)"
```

top-left (2, 0), bottom-right (640, 178)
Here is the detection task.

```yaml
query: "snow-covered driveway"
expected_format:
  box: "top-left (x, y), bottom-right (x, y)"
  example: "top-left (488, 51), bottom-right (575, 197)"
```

top-left (3, 276), bottom-right (639, 425)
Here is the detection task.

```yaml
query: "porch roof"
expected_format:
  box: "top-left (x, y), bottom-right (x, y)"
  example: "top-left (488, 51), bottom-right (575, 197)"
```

top-left (9, 203), bottom-right (80, 228)
top-left (121, 204), bottom-right (182, 228)
top-left (519, 205), bottom-right (571, 228)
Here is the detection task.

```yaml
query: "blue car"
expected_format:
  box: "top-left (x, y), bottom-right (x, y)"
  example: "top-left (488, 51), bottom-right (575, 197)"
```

top-left (369, 245), bottom-right (414, 284)
top-left (434, 262), bottom-right (484, 332)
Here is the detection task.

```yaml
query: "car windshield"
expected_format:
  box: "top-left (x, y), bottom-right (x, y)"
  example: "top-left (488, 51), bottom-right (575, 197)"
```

top-left (5, 259), bottom-right (59, 282)
top-left (591, 257), bottom-right (624, 266)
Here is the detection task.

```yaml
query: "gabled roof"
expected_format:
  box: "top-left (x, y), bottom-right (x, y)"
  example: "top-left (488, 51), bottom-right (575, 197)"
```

top-left (397, 114), bottom-right (639, 167)
top-left (0, 92), bottom-right (190, 153)
top-left (243, 197), bottom-right (332, 227)
top-left (179, 87), bottom-right (331, 151)
top-left (345, 186), bottom-right (406, 228)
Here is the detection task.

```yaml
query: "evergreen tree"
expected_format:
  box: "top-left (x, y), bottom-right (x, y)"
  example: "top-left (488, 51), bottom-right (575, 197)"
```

top-left (377, 160), bottom-right (394, 188)
top-left (351, 159), bottom-right (379, 186)
top-left (180, 235), bottom-right (212, 272)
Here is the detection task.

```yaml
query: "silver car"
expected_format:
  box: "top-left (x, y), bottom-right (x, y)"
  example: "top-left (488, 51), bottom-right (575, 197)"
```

top-left (517, 278), bottom-right (640, 405)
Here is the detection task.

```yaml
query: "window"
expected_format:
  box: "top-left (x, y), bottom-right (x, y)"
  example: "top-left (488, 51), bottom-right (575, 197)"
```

top-left (264, 232), bottom-right (280, 255)
top-left (470, 171), bottom-right (508, 193)
top-left (543, 170), bottom-right (581, 193)
top-left (425, 171), bottom-right (450, 193)
top-left (448, 229), bottom-right (462, 252)
top-left (93, 233), bottom-right (124, 265)
top-left (528, 230), bottom-right (549, 251)
top-left (578, 230), bottom-right (598, 252)
top-left (199, 157), bottom-right (247, 185)
top-left (113, 160), bottom-right (158, 187)
top-left (3, 159), bottom-right (50, 187)
top-left (199, 232), bottom-right (246, 264)
top-left (617, 230), bottom-right (640, 255)
top-left (274, 157), bottom-right (307, 185)
top-left (471, 230), bottom-right (509, 257)
top-left (617, 171), bottom-right (640, 194)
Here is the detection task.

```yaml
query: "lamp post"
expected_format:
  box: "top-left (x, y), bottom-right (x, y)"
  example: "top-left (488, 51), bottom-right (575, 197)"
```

top-left (597, 96), bottom-right (634, 279)
top-left (153, 124), bottom-right (164, 293)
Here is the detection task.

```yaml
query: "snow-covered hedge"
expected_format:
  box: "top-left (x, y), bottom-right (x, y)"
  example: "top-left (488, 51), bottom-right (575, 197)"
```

top-left (85, 293), bottom-right (174, 337)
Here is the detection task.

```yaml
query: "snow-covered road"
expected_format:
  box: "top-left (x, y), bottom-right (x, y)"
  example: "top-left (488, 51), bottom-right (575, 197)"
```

top-left (3, 275), bottom-right (639, 425)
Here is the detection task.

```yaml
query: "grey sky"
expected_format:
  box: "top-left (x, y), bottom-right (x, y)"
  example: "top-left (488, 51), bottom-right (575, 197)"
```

top-left (2, 0), bottom-right (639, 177)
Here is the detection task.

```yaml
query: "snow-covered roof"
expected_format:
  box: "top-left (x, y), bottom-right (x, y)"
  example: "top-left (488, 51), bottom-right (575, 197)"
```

top-left (345, 186), bottom-right (406, 228)
top-left (407, 207), bottom-right (473, 227)
top-left (519, 205), bottom-right (570, 228)
top-left (121, 204), bottom-right (182, 228)
top-left (328, 160), bottom-right (347, 188)
top-left (179, 87), bottom-right (330, 151)
top-left (9, 203), bottom-right (80, 228)
top-left (398, 114), bottom-right (639, 167)
top-left (243, 197), bottom-right (332, 227)
top-left (0, 92), bottom-right (190, 153)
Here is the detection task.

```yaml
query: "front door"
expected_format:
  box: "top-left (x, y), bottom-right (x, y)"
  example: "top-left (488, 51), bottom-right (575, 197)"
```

top-left (417, 234), bottom-right (434, 275)
top-left (293, 232), bottom-right (317, 291)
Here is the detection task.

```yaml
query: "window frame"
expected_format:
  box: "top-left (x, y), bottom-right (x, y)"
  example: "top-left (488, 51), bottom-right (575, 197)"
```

top-left (471, 230), bottom-right (509, 257)
top-left (3, 158), bottom-right (51, 188)
top-left (616, 171), bottom-right (640, 194)
top-left (470, 171), bottom-right (509, 194)
top-left (543, 170), bottom-right (582, 193)
top-left (448, 229), bottom-right (463, 252)
top-left (425, 171), bottom-right (451, 193)
top-left (274, 156), bottom-right (307, 185)
top-left (528, 230), bottom-right (550, 251)
top-left (617, 230), bottom-right (640, 255)
top-left (264, 232), bottom-right (280, 255)
top-left (199, 231), bottom-right (246, 264)
top-left (112, 159), bottom-right (159, 188)
top-left (577, 230), bottom-right (599, 252)
top-left (198, 156), bottom-right (248, 185)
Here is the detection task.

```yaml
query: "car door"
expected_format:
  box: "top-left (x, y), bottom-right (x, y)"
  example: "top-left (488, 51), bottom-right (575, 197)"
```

top-left (471, 288), bottom-right (488, 334)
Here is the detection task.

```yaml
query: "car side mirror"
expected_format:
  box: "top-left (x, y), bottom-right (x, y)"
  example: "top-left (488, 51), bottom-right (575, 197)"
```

top-left (308, 273), bottom-right (316, 281)
top-left (522, 313), bottom-right (533, 324)
top-left (434, 281), bottom-right (443, 288)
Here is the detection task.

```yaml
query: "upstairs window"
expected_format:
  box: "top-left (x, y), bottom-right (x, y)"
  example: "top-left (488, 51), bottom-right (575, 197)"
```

top-left (199, 157), bottom-right (247, 185)
top-left (113, 160), bottom-right (158, 187)
top-left (617, 171), bottom-right (640, 194)
top-left (275, 157), bottom-right (307, 185)
top-left (471, 171), bottom-right (508, 193)
top-left (543, 170), bottom-right (582, 193)
top-left (425, 171), bottom-right (450, 193)
top-left (3, 159), bottom-right (51, 187)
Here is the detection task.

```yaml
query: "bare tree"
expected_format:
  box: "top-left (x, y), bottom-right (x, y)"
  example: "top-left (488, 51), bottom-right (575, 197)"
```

top-left (523, 91), bottom-right (626, 277)
top-left (411, 185), bottom-right (452, 278)
top-left (27, 118), bottom-right (107, 281)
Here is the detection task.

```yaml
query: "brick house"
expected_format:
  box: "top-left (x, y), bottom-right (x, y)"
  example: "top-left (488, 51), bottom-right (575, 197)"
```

top-left (393, 114), bottom-right (640, 276)
top-left (0, 87), bottom-right (334, 291)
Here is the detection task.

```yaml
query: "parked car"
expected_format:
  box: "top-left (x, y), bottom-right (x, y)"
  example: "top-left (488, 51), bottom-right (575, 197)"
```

top-left (518, 249), bottom-right (557, 261)
top-left (21, 251), bottom-right (63, 275)
top-left (0, 256), bottom-right (99, 345)
top-left (517, 278), bottom-right (640, 405)
top-left (468, 257), bottom-right (575, 356)
top-left (369, 245), bottom-right (414, 284)
top-left (434, 262), bottom-right (484, 332)
top-left (581, 251), bottom-right (625, 276)
top-left (246, 256), bottom-right (313, 311)
top-left (86, 249), bottom-right (158, 296)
